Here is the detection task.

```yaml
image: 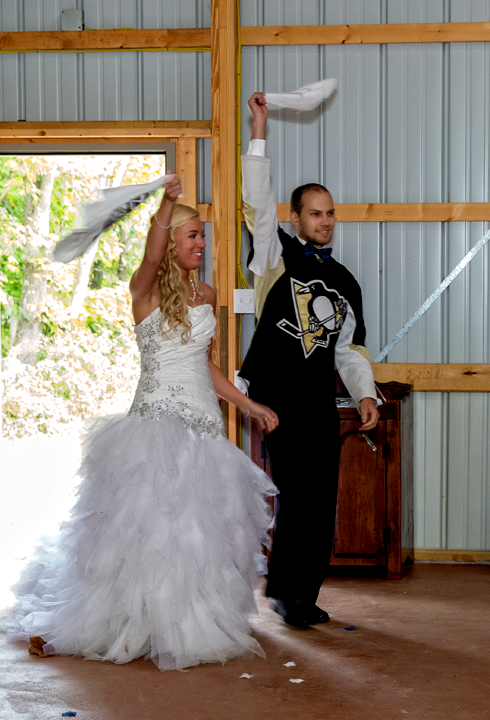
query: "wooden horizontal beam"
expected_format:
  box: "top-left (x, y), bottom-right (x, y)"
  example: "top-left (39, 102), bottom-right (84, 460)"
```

top-left (0, 121), bottom-right (211, 141)
top-left (240, 22), bottom-right (490, 46)
top-left (0, 29), bottom-right (211, 52)
top-left (199, 203), bottom-right (490, 223)
top-left (277, 202), bottom-right (490, 222)
top-left (372, 363), bottom-right (490, 392)
top-left (414, 550), bottom-right (490, 562)
top-left (1, 24), bottom-right (488, 53)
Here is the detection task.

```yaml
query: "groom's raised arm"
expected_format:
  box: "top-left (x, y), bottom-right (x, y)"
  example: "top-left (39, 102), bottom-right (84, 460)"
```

top-left (241, 92), bottom-right (282, 278)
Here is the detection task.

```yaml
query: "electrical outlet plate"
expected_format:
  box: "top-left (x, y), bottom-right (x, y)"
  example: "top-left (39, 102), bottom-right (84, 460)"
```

top-left (62, 9), bottom-right (83, 31)
top-left (233, 289), bottom-right (255, 314)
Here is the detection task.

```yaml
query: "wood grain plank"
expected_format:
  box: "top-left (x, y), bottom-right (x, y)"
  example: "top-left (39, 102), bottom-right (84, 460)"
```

top-left (203, 202), bottom-right (490, 222)
top-left (197, 203), bottom-right (213, 222)
top-left (175, 138), bottom-right (198, 208)
top-left (240, 22), bottom-right (490, 46)
top-left (414, 550), bottom-right (490, 562)
top-left (276, 202), bottom-right (490, 222)
top-left (211, 0), bottom-right (239, 442)
top-left (2, 24), bottom-right (488, 52)
top-left (0, 29), bottom-right (211, 51)
top-left (372, 364), bottom-right (490, 392)
top-left (0, 121), bottom-right (211, 140)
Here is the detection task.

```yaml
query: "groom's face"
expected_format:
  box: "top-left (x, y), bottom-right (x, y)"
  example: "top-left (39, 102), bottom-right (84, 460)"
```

top-left (290, 190), bottom-right (336, 248)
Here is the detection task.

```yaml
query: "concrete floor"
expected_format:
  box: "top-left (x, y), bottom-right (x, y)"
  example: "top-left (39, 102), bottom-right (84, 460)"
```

top-left (1, 564), bottom-right (489, 720)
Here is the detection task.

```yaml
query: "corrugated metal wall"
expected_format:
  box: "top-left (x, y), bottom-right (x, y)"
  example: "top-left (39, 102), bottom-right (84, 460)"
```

top-left (0, 0), bottom-right (489, 550)
top-left (0, 0), bottom-right (211, 121)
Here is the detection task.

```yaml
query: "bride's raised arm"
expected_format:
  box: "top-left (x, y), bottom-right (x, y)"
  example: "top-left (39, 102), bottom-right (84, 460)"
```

top-left (130, 174), bottom-right (182, 306)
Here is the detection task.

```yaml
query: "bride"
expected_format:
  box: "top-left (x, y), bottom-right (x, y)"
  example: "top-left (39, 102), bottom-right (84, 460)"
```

top-left (3, 175), bottom-right (278, 671)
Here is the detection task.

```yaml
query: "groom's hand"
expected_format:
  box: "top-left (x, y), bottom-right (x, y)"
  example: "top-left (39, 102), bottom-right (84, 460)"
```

top-left (248, 92), bottom-right (268, 139)
top-left (359, 397), bottom-right (379, 431)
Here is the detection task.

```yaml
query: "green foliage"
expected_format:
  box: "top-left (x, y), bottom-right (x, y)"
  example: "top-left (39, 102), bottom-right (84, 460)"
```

top-left (0, 157), bottom-right (31, 222)
top-left (0, 244), bottom-right (27, 353)
top-left (3, 282), bottom-right (140, 438)
top-left (1, 152), bottom-right (167, 435)
top-left (41, 311), bottom-right (58, 338)
top-left (49, 173), bottom-right (76, 236)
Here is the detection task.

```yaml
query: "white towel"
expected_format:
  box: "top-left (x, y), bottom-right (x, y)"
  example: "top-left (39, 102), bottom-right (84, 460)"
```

top-left (265, 78), bottom-right (337, 112)
top-left (54, 175), bottom-right (170, 263)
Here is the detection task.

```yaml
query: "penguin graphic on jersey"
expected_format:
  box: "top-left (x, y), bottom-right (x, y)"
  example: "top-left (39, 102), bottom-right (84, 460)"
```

top-left (277, 278), bottom-right (347, 358)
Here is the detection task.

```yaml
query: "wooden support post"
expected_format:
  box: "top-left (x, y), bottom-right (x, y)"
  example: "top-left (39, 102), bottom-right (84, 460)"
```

top-left (174, 137), bottom-right (198, 208)
top-left (211, 0), bottom-right (239, 443)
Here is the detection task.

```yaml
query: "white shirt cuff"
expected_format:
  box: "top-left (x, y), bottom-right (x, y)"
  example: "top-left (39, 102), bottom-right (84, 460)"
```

top-left (247, 139), bottom-right (266, 157)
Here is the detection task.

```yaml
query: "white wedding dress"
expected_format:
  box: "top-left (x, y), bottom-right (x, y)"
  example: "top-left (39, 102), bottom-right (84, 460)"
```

top-left (4, 303), bottom-right (276, 670)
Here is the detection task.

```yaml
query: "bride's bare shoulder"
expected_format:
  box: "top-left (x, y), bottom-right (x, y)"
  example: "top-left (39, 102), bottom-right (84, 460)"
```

top-left (199, 282), bottom-right (217, 311)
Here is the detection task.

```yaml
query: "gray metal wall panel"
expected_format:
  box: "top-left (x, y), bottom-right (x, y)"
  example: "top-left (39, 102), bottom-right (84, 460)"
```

top-left (386, 44), bottom-right (444, 203)
top-left (0, 0), bottom-right (210, 121)
top-left (82, 0), bottom-right (210, 29)
top-left (0, 0), bottom-right (23, 121)
top-left (1, 49), bottom-right (209, 122)
top-left (413, 392), bottom-right (446, 548)
top-left (387, 0), bottom-right (445, 22)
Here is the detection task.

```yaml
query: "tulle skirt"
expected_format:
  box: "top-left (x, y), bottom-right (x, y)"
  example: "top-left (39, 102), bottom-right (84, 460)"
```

top-left (3, 413), bottom-right (276, 670)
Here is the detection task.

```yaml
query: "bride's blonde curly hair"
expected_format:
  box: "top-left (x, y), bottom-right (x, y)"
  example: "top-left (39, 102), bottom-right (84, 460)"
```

top-left (156, 203), bottom-right (202, 343)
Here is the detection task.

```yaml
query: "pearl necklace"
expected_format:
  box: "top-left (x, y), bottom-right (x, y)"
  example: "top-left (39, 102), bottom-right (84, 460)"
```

top-left (188, 276), bottom-right (197, 307)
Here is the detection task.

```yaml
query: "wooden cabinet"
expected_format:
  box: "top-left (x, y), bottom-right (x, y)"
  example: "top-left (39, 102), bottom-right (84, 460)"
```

top-left (250, 381), bottom-right (414, 580)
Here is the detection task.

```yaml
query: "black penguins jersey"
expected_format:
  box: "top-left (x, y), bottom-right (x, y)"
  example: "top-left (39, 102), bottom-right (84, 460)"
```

top-left (239, 228), bottom-right (367, 408)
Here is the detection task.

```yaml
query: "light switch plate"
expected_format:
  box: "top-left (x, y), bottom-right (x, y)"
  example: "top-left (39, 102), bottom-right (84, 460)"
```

top-left (233, 289), bottom-right (255, 314)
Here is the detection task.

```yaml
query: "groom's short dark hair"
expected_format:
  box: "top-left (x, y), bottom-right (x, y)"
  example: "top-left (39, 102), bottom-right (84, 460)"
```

top-left (290, 183), bottom-right (331, 215)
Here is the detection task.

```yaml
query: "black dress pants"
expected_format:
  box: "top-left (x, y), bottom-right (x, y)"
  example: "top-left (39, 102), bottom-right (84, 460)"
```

top-left (263, 402), bottom-right (340, 605)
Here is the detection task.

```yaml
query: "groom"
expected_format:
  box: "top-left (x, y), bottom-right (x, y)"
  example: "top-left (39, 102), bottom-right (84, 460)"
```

top-left (239, 92), bottom-right (379, 628)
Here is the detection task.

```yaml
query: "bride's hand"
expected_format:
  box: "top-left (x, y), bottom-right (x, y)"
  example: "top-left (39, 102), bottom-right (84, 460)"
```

top-left (246, 400), bottom-right (279, 434)
top-left (161, 174), bottom-right (182, 203)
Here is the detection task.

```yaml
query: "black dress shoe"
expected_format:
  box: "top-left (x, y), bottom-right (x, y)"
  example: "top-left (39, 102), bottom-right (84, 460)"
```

top-left (270, 598), bottom-right (311, 628)
top-left (305, 605), bottom-right (330, 624)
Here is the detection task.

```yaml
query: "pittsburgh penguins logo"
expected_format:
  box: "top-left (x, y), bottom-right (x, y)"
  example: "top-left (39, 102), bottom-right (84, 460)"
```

top-left (277, 278), bottom-right (347, 358)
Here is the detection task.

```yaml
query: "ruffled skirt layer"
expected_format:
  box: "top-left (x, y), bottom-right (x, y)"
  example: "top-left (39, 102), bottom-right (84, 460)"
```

top-left (3, 413), bottom-right (275, 670)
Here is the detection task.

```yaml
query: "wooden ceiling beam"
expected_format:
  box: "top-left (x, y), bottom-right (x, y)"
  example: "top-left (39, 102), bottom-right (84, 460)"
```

top-left (0, 22), bottom-right (488, 55)
top-left (372, 364), bottom-right (490, 392)
top-left (240, 22), bottom-right (490, 46)
top-left (277, 202), bottom-right (490, 223)
top-left (0, 121), bottom-right (211, 141)
top-left (198, 203), bottom-right (490, 223)
top-left (0, 28), bottom-right (210, 52)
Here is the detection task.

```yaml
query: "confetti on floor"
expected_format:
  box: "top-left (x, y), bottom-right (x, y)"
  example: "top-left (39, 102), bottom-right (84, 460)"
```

top-left (283, 662), bottom-right (296, 667)
top-left (289, 679), bottom-right (304, 684)
top-left (344, 626), bottom-right (356, 631)
top-left (239, 673), bottom-right (253, 679)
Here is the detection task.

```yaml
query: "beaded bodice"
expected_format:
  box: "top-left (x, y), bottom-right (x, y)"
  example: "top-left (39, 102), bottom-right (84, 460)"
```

top-left (128, 304), bottom-right (225, 439)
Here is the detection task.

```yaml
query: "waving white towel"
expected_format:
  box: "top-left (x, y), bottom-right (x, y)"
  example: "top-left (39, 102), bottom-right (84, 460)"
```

top-left (264, 78), bottom-right (337, 112)
top-left (54, 175), bottom-right (170, 263)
